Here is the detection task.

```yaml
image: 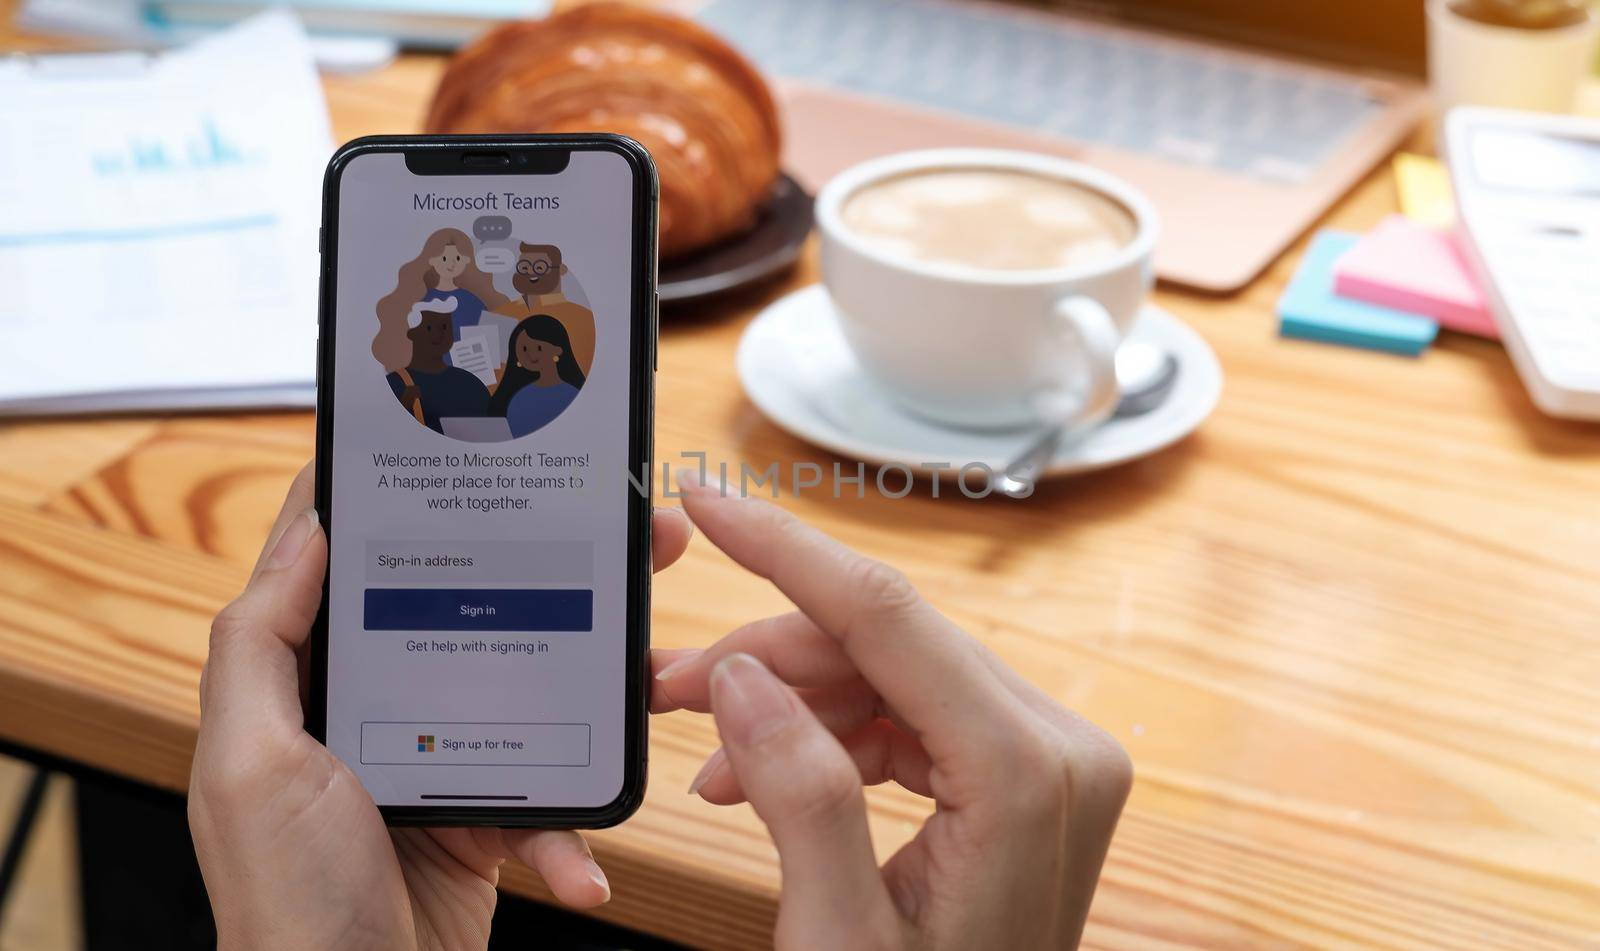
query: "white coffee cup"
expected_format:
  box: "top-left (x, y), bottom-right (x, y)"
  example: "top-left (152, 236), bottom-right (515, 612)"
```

top-left (816, 149), bottom-right (1159, 431)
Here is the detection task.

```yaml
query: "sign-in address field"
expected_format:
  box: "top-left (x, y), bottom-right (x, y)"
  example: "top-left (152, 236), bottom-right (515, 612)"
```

top-left (365, 539), bottom-right (593, 584)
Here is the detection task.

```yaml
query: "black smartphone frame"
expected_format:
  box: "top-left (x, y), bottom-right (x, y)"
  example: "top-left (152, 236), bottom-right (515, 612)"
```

top-left (309, 134), bottom-right (658, 828)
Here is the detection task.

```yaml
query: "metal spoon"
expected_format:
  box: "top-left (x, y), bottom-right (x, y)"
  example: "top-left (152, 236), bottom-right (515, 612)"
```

top-left (992, 342), bottom-right (1180, 498)
top-left (1112, 340), bottom-right (1181, 418)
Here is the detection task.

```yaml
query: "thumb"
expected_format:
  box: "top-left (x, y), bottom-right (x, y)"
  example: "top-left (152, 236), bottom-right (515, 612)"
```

top-left (706, 654), bottom-right (901, 947)
top-left (199, 508), bottom-right (327, 737)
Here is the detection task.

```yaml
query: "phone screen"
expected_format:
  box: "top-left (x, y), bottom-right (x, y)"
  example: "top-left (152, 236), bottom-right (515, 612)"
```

top-left (318, 143), bottom-right (651, 815)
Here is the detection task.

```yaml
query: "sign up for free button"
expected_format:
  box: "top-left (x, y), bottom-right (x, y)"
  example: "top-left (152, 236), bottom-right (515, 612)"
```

top-left (364, 588), bottom-right (592, 632)
top-left (361, 722), bottom-right (591, 766)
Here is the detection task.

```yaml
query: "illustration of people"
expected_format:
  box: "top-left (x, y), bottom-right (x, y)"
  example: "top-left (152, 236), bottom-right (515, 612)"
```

top-left (374, 227), bottom-right (508, 371)
top-left (385, 298), bottom-right (491, 433)
top-left (490, 243), bottom-right (595, 378)
top-left (487, 314), bottom-right (586, 438)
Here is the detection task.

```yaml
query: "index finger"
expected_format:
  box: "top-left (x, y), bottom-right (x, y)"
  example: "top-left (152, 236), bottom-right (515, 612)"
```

top-left (675, 471), bottom-right (1030, 768)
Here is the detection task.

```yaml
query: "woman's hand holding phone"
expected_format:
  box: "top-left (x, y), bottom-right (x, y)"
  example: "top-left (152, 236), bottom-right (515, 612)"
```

top-left (190, 465), bottom-right (1130, 950)
top-left (188, 463), bottom-right (694, 951)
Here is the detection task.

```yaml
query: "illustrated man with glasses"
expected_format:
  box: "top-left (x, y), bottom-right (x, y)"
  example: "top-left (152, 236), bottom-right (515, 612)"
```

top-left (490, 242), bottom-right (596, 378)
top-left (511, 243), bottom-right (564, 301)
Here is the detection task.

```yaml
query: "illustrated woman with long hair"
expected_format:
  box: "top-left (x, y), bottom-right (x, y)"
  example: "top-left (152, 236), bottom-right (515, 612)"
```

top-left (373, 227), bottom-right (508, 372)
top-left (490, 314), bottom-right (586, 437)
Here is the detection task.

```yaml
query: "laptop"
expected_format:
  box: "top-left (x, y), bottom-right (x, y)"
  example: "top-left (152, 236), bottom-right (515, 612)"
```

top-left (691, 0), bottom-right (1429, 293)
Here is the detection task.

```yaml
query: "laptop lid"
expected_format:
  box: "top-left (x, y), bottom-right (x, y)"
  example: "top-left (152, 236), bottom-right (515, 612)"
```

top-left (1057, 0), bottom-right (1427, 75)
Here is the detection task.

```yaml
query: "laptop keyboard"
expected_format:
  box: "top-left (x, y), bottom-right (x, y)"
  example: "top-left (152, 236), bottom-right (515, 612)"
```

top-left (697, 0), bottom-right (1387, 184)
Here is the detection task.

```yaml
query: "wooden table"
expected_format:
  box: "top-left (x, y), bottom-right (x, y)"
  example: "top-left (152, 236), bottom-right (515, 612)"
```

top-left (3, 18), bottom-right (1599, 951)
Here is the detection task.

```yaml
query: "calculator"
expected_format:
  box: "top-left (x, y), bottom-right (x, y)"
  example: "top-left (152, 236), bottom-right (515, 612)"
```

top-left (1446, 107), bottom-right (1600, 420)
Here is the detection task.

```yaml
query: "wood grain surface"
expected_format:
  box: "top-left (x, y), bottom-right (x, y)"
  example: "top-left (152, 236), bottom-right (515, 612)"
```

top-left (2, 7), bottom-right (1598, 948)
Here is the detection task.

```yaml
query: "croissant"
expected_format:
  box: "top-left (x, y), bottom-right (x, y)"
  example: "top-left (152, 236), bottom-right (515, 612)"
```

top-left (426, 3), bottom-right (783, 260)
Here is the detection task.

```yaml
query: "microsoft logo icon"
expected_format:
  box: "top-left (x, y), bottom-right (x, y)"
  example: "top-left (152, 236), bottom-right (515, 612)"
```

top-left (417, 734), bottom-right (435, 753)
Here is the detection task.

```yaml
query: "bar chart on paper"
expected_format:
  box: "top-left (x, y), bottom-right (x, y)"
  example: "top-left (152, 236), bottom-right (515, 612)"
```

top-left (0, 12), bottom-right (333, 413)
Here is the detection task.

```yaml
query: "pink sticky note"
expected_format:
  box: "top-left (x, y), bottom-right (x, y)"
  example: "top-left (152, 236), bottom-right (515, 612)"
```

top-left (1333, 214), bottom-right (1498, 339)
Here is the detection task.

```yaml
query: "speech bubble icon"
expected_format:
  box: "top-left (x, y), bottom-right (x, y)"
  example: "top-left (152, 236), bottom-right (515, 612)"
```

top-left (473, 215), bottom-right (512, 243)
top-left (476, 246), bottom-right (515, 272)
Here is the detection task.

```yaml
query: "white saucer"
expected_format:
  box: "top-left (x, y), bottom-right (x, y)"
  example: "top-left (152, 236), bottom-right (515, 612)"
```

top-left (735, 284), bottom-right (1222, 478)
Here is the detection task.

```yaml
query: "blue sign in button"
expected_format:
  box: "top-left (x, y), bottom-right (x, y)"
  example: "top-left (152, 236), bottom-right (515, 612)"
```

top-left (364, 588), bottom-right (593, 633)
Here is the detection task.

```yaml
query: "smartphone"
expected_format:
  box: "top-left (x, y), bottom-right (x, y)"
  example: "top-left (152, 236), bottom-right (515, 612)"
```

top-left (310, 135), bottom-right (657, 827)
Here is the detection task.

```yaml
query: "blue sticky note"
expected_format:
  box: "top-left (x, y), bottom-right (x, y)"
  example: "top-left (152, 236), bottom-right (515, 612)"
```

top-left (1277, 231), bottom-right (1438, 356)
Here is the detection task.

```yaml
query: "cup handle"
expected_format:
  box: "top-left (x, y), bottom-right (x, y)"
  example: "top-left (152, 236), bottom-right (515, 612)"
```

top-left (1034, 295), bottom-right (1121, 427)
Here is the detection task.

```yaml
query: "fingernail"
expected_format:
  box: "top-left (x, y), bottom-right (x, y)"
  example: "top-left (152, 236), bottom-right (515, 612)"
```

top-left (674, 467), bottom-right (705, 493)
top-left (687, 747), bottom-right (726, 796)
top-left (655, 649), bottom-right (704, 681)
top-left (664, 504), bottom-right (695, 540)
top-left (266, 509), bottom-right (317, 570)
top-left (674, 467), bottom-right (728, 497)
top-left (709, 653), bottom-right (798, 745)
top-left (584, 857), bottom-right (611, 903)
